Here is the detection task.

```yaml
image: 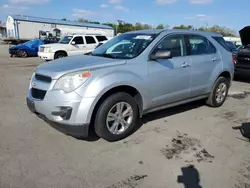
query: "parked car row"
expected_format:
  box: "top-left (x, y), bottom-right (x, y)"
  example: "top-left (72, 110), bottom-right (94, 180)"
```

top-left (27, 29), bottom-right (235, 142)
top-left (234, 26), bottom-right (250, 77)
top-left (8, 34), bottom-right (110, 59)
top-left (38, 34), bottom-right (109, 60)
top-left (9, 38), bottom-right (59, 57)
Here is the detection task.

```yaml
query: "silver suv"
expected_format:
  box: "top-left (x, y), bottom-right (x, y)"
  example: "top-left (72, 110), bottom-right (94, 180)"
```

top-left (27, 29), bottom-right (234, 141)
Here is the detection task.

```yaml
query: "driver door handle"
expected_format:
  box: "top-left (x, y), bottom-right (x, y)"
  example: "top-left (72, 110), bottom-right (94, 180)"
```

top-left (181, 62), bottom-right (191, 68)
top-left (212, 57), bottom-right (218, 62)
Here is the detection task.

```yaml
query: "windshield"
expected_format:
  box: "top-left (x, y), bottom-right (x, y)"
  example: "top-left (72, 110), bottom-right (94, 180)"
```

top-left (91, 33), bottom-right (157, 59)
top-left (59, 36), bottom-right (73, 44)
top-left (226, 41), bottom-right (237, 51)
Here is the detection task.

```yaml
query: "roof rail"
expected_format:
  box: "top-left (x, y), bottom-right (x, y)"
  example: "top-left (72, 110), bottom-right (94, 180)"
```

top-left (72, 33), bottom-right (104, 35)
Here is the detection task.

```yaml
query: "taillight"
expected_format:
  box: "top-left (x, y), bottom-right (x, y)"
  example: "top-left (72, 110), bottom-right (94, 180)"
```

top-left (232, 54), bottom-right (237, 64)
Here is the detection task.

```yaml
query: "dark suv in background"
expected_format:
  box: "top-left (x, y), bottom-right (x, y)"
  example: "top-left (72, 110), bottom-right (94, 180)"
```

top-left (234, 26), bottom-right (250, 77)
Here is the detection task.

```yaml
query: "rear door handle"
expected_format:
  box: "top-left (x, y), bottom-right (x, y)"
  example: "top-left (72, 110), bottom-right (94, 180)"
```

top-left (181, 62), bottom-right (191, 68)
top-left (212, 57), bottom-right (218, 62)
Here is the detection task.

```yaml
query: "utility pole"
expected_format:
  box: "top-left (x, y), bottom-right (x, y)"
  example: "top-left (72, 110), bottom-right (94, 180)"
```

top-left (205, 22), bottom-right (208, 31)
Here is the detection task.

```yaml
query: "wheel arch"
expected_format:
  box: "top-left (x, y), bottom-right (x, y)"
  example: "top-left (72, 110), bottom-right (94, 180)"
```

top-left (218, 71), bottom-right (232, 81)
top-left (18, 48), bottom-right (28, 57)
top-left (210, 70), bottom-right (232, 89)
top-left (89, 85), bottom-right (144, 128)
top-left (54, 50), bottom-right (68, 58)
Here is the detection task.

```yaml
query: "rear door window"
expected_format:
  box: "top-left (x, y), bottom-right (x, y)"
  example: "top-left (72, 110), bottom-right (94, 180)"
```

top-left (212, 36), bottom-right (231, 52)
top-left (96, 36), bottom-right (108, 42)
top-left (72, 36), bottom-right (84, 44)
top-left (85, 36), bottom-right (96, 44)
top-left (187, 35), bottom-right (216, 55)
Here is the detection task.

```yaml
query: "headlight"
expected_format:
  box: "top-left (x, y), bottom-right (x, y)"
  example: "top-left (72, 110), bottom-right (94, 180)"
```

top-left (29, 72), bottom-right (35, 88)
top-left (53, 71), bottom-right (91, 93)
top-left (44, 47), bottom-right (51, 53)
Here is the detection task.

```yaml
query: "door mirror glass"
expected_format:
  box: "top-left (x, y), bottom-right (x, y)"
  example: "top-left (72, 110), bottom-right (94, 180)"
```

top-left (71, 41), bottom-right (76, 45)
top-left (151, 49), bottom-right (172, 60)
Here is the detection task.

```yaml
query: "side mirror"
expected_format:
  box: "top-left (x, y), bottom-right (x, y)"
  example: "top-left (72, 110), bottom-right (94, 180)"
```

top-left (150, 49), bottom-right (172, 60)
top-left (71, 41), bottom-right (76, 45)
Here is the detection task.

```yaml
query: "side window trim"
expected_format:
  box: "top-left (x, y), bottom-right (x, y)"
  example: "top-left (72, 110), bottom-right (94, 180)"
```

top-left (83, 36), bottom-right (87, 44)
top-left (186, 34), bottom-right (217, 56)
top-left (93, 36), bottom-right (98, 43)
top-left (69, 37), bottom-right (74, 44)
top-left (79, 36), bottom-right (84, 44)
top-left (149, 33), bottom-right (187, 60)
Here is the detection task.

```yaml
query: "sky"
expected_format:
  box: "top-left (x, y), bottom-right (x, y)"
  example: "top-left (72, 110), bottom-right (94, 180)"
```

top-left (0, 0), bottom-right (249, 32)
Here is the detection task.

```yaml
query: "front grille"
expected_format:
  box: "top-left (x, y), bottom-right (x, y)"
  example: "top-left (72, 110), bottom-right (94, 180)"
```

top-left (35, 74), bottom-right (52, 83)
top-left (31, 88), bottom-right (47, 100)
top-left (39, 47), bottom-right (45, 52)
top-left (9, 49), bottom-right (18, 55)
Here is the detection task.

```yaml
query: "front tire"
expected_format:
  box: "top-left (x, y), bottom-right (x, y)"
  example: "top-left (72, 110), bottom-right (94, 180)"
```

top-left (54, 52), bottom-right (66, 59)
top-left (206, 77), bottom-right (230, 107)
top-left (94, 92), bottom-right (139, 142)
top-left (19, 50), bottom-right (28, 58)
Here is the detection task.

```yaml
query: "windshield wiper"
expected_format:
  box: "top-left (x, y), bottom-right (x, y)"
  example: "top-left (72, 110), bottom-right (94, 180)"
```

top-left (91, 53), bottom-right (117, 59)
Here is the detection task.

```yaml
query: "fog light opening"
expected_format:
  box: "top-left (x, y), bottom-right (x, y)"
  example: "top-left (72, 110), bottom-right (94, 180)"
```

top-left (51, 107), bottom-right (72, 120)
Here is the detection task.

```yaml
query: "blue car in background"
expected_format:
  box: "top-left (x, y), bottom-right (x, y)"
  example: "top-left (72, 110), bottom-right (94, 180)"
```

top-left (9, 38), bottom-right (58, 57)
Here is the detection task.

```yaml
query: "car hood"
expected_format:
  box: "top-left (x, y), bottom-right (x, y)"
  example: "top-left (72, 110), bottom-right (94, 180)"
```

top-left (239, 26), bottom-right (250, 46)
top-left (35, 54), bottom-right (127, 79)
top-left (9, 44), bottom-right (26, 50)
top-left (40, 43), bottom-right (67, 48)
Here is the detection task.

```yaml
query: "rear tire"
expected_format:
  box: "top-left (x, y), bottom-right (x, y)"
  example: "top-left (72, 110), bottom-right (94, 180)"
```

top-left (55, 52), bottom-right (66, 59)
top-left (206, 77), bottom-right (230, 107)
top-left (94, 92), bottom-right (139, 142)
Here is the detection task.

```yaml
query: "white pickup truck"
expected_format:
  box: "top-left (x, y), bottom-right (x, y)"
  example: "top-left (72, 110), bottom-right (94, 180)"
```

top-left (38, 34), bottom-right (108, 60)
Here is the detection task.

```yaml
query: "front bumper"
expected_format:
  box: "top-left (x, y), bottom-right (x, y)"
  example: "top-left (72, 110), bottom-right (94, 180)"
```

top-left (26, 88), bottom-right (96, 137)
top-left (38, 52), bottom-right (55, 60)
top-left (9, 49), bottom-right (22, 57)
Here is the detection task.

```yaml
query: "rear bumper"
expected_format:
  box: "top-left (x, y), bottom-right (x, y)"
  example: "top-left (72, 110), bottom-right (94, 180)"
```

top-left (235, 65), bottom-right (250, 75)
top-left (38, 52), bottom-right (55, 60)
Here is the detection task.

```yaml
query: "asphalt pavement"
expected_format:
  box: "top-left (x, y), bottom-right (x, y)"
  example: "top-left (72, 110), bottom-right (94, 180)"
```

top-left (0, 45), bottom-right (249, 188)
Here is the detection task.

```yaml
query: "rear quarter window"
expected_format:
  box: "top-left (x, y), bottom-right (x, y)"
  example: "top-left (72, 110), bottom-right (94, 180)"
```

top-left (212, 36), bottom-right (231, 52)
top-left (85, 36), bottom-right (96, 44)
top-left (96, 36), bottom-right (108, 42)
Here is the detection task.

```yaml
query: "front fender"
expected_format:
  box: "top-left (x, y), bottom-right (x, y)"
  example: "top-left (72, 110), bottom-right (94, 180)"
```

top-left (52, 48), bottom-right (68, 53)
top-left (75, 71), bottom-right (151, 124)
top-left (76, 71), bottom-right (151, 109)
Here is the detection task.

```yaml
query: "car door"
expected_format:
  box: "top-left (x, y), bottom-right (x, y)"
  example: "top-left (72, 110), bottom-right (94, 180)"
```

top-left (33, 40), bottom-right (44, 55)
top-left (148, 34), bottom-right (192, 108)
top-left (68, 36), bottom-right (86, 56)
top-left (85, 36), bottom-right (98, 53)
top-left (29, 40), bottom-right (40, 56)
top-left (186, 34), bottom-right (220, 97)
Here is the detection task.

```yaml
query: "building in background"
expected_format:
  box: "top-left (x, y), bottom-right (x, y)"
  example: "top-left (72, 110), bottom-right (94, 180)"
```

top-left (0, 24), bottom-right (6, 38)
top-left (5, 15), bottom-right (115, 40)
